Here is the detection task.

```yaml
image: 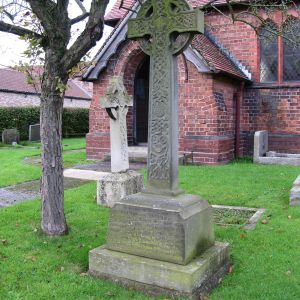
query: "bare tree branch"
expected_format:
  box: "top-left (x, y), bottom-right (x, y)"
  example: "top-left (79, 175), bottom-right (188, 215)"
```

top-left (61, 0), bottom-right (109, 71)
top-left (0, 20), bottom-right (41, 38)
top-left (73, 0), bottom-right (87, 13)
top-left (70, 12), bottom-right (89, 25)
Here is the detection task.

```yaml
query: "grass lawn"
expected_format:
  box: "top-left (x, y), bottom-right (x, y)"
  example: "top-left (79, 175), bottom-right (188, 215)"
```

top-left (0, 138), bottom-right (90, 187)
top-left (1, 148), bottom-right (300, 299)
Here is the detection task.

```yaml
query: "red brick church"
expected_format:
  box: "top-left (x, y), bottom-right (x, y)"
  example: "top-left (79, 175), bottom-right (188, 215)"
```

top-left (84, 0), bottom-right (300, 164)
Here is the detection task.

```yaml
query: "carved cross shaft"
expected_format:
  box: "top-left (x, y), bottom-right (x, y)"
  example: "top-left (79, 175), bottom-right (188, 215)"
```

top-left (128, 0), bottom-right (204, 195)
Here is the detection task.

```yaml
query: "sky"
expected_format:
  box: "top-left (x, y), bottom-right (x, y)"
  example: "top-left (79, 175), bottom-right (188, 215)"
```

top-left (0, 0), bottom-right (117, 68)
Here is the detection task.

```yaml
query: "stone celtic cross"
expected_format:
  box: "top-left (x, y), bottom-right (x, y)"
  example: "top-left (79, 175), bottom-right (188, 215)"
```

top-left (128, 0), bottom-right (204, 194)
top-left (101, 76), bottom-right (133, 173)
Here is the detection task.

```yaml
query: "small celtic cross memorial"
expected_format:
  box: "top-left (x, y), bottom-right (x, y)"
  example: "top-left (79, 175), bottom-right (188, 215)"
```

top-left (128, 0), bottom-right (204, 195)
top-left (101, 76), bottom-right (133, 173)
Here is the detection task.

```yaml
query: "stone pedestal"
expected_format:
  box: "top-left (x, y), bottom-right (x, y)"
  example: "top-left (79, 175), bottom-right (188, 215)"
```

top-left (89, 193), bottom-right (230, 298)
top-left (97, 171), bottom-right (144, 208)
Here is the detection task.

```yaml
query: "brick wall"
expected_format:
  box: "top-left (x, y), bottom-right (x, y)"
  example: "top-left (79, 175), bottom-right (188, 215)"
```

top-left (241, 86), bottom-right (300, 155)
top-left (178, 55), bottom-right (239, 164)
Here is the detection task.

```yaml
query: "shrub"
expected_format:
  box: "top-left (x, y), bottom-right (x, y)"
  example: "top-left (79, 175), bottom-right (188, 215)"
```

top-left (0, 107), bottom-right (89, 140)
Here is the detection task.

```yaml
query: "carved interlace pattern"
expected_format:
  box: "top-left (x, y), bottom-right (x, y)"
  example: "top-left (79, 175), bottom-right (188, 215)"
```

top-left (128, 0), bottom-right (199, 185)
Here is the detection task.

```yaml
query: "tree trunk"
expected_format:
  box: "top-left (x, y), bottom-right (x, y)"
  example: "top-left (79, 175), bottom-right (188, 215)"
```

top-left (40, 49), bottom-right (68, 236)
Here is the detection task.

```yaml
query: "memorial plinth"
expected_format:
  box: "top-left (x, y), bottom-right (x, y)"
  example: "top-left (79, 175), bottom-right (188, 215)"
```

top-left (90, 193), bottom-right (230, 299)
top-left (89, 1), bottom-right (230, 298)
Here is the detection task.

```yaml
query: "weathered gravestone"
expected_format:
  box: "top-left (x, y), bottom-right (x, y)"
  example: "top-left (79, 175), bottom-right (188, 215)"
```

top-left (96, 76), bottom-right (143, 207)
top-left (101, 76), bottom-right (133, 173)
top-left (2, 128), bottom-right (20, 144)
top-left (89, 1), bottom-right (229, 298)
top-left (253, 130), bottom-right (268, 162)
top-left (29, 124), bottom-right (41, 142)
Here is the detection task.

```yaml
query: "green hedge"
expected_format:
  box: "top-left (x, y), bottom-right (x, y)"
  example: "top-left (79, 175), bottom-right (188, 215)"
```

top-left (0, 107), bottom-right (89, 140)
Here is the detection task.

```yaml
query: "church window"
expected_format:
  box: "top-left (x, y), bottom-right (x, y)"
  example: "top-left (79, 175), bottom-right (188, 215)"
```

top-left (283, 19), bottom-right (300, 81)
top-left (259, 19), bottom-right (300, 83)
top-left (260, 23), bottom-right (278, 83)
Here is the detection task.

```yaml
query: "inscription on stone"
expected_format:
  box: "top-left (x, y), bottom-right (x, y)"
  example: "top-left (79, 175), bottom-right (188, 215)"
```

top-left (107, 205), bottom-right (183, 262)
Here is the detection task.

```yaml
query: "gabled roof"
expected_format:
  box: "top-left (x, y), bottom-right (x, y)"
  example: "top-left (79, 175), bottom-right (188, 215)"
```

top-left (0, 69), bottom-right (92, 100)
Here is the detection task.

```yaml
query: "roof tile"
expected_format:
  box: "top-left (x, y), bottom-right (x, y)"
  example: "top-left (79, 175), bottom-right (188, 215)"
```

top-left (105, 0), bottom-right (229, 22)
top-left (192, 35), bottom-right (248, 79)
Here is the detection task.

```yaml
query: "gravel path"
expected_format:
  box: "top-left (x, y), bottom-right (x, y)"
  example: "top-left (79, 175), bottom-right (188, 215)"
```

top-left (0, 178), bottom-right (91, 208)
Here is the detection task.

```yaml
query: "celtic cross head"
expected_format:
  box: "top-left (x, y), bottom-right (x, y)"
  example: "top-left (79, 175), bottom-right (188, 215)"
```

top-left (128, 0), bottom-right (204, 56)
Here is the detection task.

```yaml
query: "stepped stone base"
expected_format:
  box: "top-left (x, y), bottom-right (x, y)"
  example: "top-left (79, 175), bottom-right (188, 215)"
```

top-left (89, 242), bottom-right (230, 300)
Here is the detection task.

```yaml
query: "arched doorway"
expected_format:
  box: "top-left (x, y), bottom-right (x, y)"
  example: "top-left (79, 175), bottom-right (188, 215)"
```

top-left (133, 56), bottom-right (150, 145)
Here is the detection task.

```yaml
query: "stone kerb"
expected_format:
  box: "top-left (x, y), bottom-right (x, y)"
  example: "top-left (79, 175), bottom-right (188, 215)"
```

top-left (254, 130), bottom-right (300, 166)
top-left (63, 169), bottom-right (144, 208)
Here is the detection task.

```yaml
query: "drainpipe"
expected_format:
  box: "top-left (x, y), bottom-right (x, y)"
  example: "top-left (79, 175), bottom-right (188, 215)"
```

top-left (235, 81), bottom-right (245, 158)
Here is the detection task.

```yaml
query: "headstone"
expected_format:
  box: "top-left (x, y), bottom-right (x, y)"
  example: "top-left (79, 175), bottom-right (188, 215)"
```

top-left (89, 1), bottom-right (230, 298)
top-left (253, 130), bottom-right (268, 162)
top-left (290, 175), bottom-right (300, 206)
top-left (96, 76), bottom-right (143, 207)
top-left (2, 129), bottom-right (20, 144)
top-left (29, 124), bottom-right (40, 141)
top-left (101, 76), bottom-right (132, 173)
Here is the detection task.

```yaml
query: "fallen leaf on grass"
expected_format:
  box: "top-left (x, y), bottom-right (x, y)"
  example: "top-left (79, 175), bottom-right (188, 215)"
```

top-left (105, 291), bottom-right (115, 297)
top-left (26, 256), bottom-right (37, 262)
top-left (286, 270), bottom-right (292, 276)
top-left (55, 266), bottom-right (65, 272)
top-left (288, 215), bottom-right (292, 219)
top-left (80, 272), bottom-right (88, 277)
top-left (261, 219), bottom-right (268, 224)
top-left (1, 239), bottom-right (8, 245)
top-left (228, 265), bottom-right (234, 273)
top-left (240, 233), bottom-right (247, 238)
